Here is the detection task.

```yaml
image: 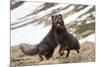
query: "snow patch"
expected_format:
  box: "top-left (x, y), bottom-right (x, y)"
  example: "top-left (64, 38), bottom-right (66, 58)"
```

top-left (79, 33), bottom-right (95, 44)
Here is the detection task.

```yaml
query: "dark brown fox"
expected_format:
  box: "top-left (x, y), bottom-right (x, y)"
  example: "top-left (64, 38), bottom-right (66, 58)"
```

top-left (52, 14), bottom-right (80, 57)
top-left (20, 22), bottom-right (58, 61)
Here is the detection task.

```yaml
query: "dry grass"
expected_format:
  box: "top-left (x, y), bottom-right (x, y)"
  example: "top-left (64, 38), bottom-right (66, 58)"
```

top-left (11, 41), bottom-right (95, 67)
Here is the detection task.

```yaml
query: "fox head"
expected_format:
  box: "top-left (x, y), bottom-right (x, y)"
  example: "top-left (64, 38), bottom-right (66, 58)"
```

top-left (51, 14), bottom-right (65, 30)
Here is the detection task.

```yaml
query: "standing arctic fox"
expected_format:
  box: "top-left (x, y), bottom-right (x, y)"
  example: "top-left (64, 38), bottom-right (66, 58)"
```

top-left (20, 20), bottom-right (58, 61)
top-left (52, 14), bottom-right (80, 57)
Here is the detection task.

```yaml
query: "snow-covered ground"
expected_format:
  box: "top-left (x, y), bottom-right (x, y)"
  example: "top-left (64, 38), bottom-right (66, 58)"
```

top-left (11, 2), bottom-right (95, 46)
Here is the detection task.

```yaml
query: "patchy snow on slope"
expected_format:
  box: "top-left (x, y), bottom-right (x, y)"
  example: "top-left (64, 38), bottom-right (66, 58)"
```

top-left (11, 2), bottom-right (44, 23)
top-left (11, 4), bottom-right (69, 25)
top-left (79, 33), bottom-right (95, 44)
top-left (57, 5), bottom-right (74, 15)
top-left (64, 6), bottom-right (94, 24)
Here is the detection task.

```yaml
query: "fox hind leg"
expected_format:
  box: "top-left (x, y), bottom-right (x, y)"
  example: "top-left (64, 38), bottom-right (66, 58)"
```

top-left (66, 49), bottom-right (70, 57)
top-left (39, 54), bottom-right (43, 61)
top-left (76, 49), bottom-right (79, 53)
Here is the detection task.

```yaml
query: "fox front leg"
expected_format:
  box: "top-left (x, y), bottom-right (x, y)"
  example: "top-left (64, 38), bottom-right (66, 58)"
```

top-left (59, 46), bottom-right (65, 56)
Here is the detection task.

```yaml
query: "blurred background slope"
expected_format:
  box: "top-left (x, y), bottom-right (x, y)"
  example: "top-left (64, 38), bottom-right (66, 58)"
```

top-left (10, 0), bottom-right (95, 46)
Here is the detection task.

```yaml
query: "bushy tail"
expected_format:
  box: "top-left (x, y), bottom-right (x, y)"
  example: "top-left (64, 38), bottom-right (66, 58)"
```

top-left (20, 43), bottom-right (39, 55)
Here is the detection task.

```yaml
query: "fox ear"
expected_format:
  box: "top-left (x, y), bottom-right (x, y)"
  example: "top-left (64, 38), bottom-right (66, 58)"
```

top-left (51, 15), bottom-right (55, 25)
top-left (51, 15), bottom-right (54, 20)
top-left (59, 14), bottom-right (62, 18)
top-left (59, 14), bottom-right (64, 24)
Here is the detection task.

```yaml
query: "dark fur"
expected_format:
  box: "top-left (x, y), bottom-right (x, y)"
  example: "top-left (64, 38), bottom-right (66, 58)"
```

top-left (20, 24), bottom-right (58, 61)
top-left (52, 14), bottom-right (80, 57)
top-left (37, 28), bottom-right (58, 61)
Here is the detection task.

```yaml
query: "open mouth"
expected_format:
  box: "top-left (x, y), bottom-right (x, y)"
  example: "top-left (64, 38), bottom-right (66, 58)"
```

top-left (56, 23), bottom-right (62, 29)
top-left (56, 24), bottom-right (60, 27)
